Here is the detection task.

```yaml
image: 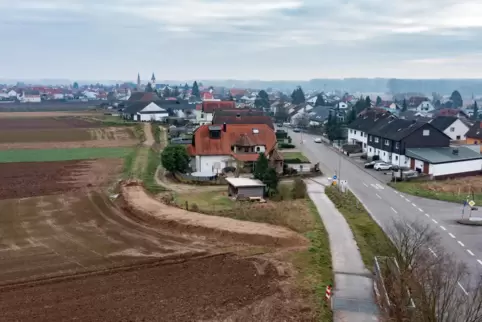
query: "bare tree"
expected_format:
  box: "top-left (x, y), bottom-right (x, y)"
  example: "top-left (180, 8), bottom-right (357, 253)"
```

top-left (379, 219), bottom-right (482, 322)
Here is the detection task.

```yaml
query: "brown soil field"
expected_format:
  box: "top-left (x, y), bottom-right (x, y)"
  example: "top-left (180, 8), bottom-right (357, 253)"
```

top-left (0, 111), bottom-right (103, 118)
top-left (0, 127), bottom-right (136, 145)
top-left (0, 159), bottom-right (123, 199)
top-left (0, 116), bottom-right (103, 129)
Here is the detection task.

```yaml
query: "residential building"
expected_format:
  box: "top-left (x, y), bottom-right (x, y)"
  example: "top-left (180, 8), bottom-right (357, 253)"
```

top-left (367, 118), bottom-right (450, 166)
top-left (127, 92), bottom-right (160, 102)
top-left (413, 101), bottom-right (435, 112)
top-left (212, 110), bottom-right (273, 129)
top-left (405, 147), bottom-right (482, 178)
top-left (20, 90), bottom-right (41, 103)
top-left (346, 111), bottom-right (392, 152)
top-left (122, 101), bottom-right (169, 121)
top-left (187, 123), bottom-right (280, 174)
top-left (428, 116), bottom-right (469, 141)
top-left (194, 101), bottom-right (236, 125)
top-left (465, 121), bottom-right (482, 152)
top-left (408, 96), bottom-right (429, 108)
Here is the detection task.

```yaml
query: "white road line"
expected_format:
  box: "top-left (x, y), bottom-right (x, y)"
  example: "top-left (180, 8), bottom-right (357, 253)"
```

top-left (458, 282), bottom-right (469, 296)
top-left (363, 182), bottom-right (368, 187)
top-left (432, 219), bottom-right (438, 224)
top-left (393, 190), bottom-right (399, 194)
top-left (412, 203), bottom-right (417, 207)
top-left (425, 213), bottom-right (430, 217)
top-left (390, 207), bottom-right (398, 214)
top-left (405, 198), bottom-right (410, 202)
top-left (440, 226), bottom-right (446, 231)
top-left (467, 250), bottom-right (475, 256)
top-left (458, 241), bottom-right (465, 247)
top-left (376, 194), bottom-right (382, 199)
top-left (428, 248), bottom-right (437, 257)
top-left (449, 233), bottom-right (456, 239)
top-left (418, 208), bottom-right (423, 212)
top-left (478, 260), bottom-right (482, 266)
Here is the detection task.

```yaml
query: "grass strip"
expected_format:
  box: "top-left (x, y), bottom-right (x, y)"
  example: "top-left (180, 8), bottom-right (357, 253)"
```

top-left (142, 148), bottom-right (166, 194)
top-left (0, 147), bottom-right (133, 163)
top-left (325, 186), bottom-right (395, 269)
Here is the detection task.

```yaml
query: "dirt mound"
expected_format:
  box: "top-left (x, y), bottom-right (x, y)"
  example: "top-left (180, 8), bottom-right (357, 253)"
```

top-left (120, 181), bottom-right (308, 248)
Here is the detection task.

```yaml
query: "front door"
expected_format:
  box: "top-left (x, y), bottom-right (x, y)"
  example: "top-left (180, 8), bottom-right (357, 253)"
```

top-left (423, 162), bottom-right (429, 174)
top-left (410, 158), bottom-right (415, 169)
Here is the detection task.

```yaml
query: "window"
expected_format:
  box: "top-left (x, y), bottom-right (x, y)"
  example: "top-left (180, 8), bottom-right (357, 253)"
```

top-left (383, 152), bottom-right (385, 156)
top-left (369, 136), bottom-right (373, 142)
top-left (201, 113), bottom-right (204, 118)
top-left (395, 155), bottom-right (399, 161)
top-left (384, 139), bottom-right (389, 146)
top-left (395, 142), bottom-right (400, 149)
top-left (350, 129), bottom-right (353, 133)
top-left (256, 147), bottom-right (260, 152)
top-left (363, 143), bottom-right (366, 148)
top-left (456, 135), bottom-right (461, 140)
top-left (369, 148), bottom-right (372, 152)
top-left (354, 130), bottom-right (357, 135)
top-left (423, 129), bottom-right (430, 136)
top-left (374, 137), bottom-right (379, 143)
top-left (364, 133), bottom-right (367, 137)
top-left (450, 127), bottom-right (455, 132)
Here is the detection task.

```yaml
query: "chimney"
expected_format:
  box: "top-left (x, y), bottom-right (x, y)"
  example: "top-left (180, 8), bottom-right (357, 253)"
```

top-left (223, 122), bottom-right (227, 132)
top-left (453, 148), bottom-right (459, 155)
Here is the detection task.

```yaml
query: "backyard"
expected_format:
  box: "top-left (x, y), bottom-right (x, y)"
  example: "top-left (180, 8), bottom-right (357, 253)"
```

top-left (281, 151), bottom-right (310, 163)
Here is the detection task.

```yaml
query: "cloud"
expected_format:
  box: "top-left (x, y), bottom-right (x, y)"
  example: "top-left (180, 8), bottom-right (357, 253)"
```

top-left (1, 0), bottom-right (482, 80)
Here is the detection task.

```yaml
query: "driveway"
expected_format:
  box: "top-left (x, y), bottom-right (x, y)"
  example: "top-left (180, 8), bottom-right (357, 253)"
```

top-left (286, 128), bottom-right (482, 291)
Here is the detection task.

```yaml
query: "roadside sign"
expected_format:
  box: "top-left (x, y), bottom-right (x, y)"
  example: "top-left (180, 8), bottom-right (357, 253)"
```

top-left (333, 175), bottom-right (337, 180)
top-left (469, 200), bottom-right (476, 207)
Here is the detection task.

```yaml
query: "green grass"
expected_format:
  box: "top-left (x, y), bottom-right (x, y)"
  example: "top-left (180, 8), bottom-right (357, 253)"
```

top-left (390, 181), bottom-right (480, 205)
top-left (0, 147), bottom-right (134, 163)
top-left (142, 148), bottom-right (166, 194)
top-left (281, 151), bottom-right (310, 163)
top-left (175, 190), bottom-right (235, 212)
top-left (292, 199), bottom-right (333, 321)
top-left (122, 147), bottom-right (138, 179)
top-left (151, 124), bottom-right (161, 144)
top-left (325, 186), bottom-right (395, 270)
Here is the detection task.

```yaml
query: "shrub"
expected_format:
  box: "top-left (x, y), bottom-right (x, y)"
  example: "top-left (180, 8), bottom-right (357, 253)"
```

top-left (190, 203), bottom-right (199, 212)
top-left (223, 166), bottom-right (236, 173)
top-left (288, 136), bottom-right (292, 143)
top-left (279, 143), bottom-right (296, 149)
top-left (292, 178), bottom-right (307, 199)
top-left (284, 158), bottom-right (305, 164)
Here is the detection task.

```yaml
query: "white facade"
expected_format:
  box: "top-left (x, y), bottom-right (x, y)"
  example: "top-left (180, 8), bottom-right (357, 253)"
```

top-left (430, 159), bottom-right (482, 177)
top-left (7, 90), bottom-right (17, 97)
top-left (337, 102), bottom-right (348, 110)
top-left (194, 110), bottom-right (213, 125)
top-left (128, 102), bottom-right (169, 122)
top-left (195, 155), bottom-right (233, 173)
top-left (21, 95), bottom-right (41, 103)
top-left (390, 152), bottom-right (409, 167)
top-left (415, 101), bottom-right (434, 112)
top-left (347, 128), bottom-right (368, 151)
top-left (441, 118), bottom-right (469, 141)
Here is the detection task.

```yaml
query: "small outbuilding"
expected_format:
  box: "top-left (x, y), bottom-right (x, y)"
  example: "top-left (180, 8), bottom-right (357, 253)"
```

top-left (225, 178), bottom-right (265, 200)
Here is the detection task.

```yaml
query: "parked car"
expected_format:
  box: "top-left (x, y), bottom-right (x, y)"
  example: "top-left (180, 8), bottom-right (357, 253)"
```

top-left (293, 128), bottom-right (301, 132)
top-left (364, 161), bottom-right (377, 168)
top-left (277, 123), bottom-right (283, 127)
top-left (374, 162), bottom-right (393, 171)
top-left (314, 137), bottom-right (322, 143)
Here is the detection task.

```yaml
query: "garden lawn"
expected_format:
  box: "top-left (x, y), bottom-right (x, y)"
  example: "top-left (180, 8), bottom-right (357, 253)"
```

top-left (0, 147), bottom-right (133, 163)
top-left (281, 151), bottom-right (310, 162)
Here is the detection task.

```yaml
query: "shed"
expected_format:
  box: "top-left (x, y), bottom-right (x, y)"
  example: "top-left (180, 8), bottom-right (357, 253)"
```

top-left (225, 178), bottom-right (265, 199)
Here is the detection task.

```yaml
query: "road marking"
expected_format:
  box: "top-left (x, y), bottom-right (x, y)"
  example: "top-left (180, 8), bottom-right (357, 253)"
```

top-left (458, 241), bottom-right (465, 247)
top-left (449, 233), bottom-right (456, 238)
top-left (376, 184), bottom-right (384, 190)
top-left (467, 250), bottom-right (475, 256)
top-left (376, 193), bottom-right (382, 199)
top-left (425, 213), bottom-right (430, 217)
top-left (428, 248), bottom-right (437, 257)
top-left (412, 203), bottom-right (417, 207)
top-left (418, 208), bottom-right (423, 212)
top-left (363, 182), bottom-right (368, 187)
top-left (478, 260), bottom-right (482, 266)
top-left (393, 190), bottom-right (399, 194)
top-left (390, 207), bottom-right (398, 214)
top-left (432, 219), bottom-right (438, 224)
top-left (405, 198), bottom-right (410, 202)
top-left (458, 282), bottom-right (469, 296)
top-left (440, 226), bottom-right (446, 231)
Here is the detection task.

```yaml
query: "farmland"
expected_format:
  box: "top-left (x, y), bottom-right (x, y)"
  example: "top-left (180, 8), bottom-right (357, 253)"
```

top-left (0, 147), bottom-right (133, 163)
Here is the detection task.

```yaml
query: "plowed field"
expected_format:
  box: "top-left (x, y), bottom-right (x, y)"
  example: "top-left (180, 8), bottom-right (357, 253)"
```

top-left (0, 116), bottom-right (102, 129)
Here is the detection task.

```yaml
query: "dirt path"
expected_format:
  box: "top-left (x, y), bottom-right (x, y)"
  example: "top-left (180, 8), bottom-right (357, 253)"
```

top-left (143, 122), bottom-right (154, 146)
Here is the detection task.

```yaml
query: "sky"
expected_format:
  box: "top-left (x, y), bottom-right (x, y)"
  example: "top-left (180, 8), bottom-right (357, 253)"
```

top-left (1, 0), bottom-right (482, 81)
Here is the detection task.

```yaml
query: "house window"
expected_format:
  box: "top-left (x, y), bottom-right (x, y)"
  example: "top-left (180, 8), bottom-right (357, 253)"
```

top-left (369, 136), bottom-right (373, 142)
top-left (354, 130), bottom-right (357, 135)
top-left (423, 129), bottom-right (430, 136)
top-left (374, 137), bottom-right (379, 143)
top-left (456, 135), bottom-right (461, 140)
top-left (256, 147), bottom-right (260, 152)
top-left (395, 155), bottom-right (399, 161)
top-left (363, 143), bottom-right (366, 148)
top-left (384, 139), bottom-right (389, 146)
top-left (450, 127), bottom-right (455, 132)
top-left (395, 142), bottom-right (400, 149)
top-left (201, 113), bottom-right (204, 118)
top-left (369, 148), bottom-right (372, 152)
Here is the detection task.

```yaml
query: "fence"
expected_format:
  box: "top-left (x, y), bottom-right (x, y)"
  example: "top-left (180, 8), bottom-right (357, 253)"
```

top-left (174, 172), bottom-right (227, 185)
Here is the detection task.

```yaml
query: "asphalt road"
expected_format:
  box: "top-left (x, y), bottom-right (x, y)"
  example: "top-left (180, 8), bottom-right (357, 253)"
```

top-left (286, 128), bottom-right (482, 292)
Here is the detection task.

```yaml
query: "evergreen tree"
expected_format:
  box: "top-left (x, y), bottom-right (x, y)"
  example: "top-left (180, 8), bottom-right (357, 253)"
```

top-left (450, 90), bottom-right (463, 108)
top-left (291, 86), bottom-right (305, 105)
top-left (376, 96), bottom-right (382, 106)
top-left (253, 153), bottom-right (269, 181)
top-left (73, 82), bottom-right (79, 89)
top-left (192, 81), bottom-right (200, 98)
top-left (263, 168), bottom-right (279, 195)
top-left (254, 90), bottom-right (270, 111)
top-left (163, 86), bottom-right (171, 97)
top-left (315, 93), bottom-right (325, 106)
top-left (172, 86), bottom-right (180, 97)
top-left (183, 83), bottom-right (189, 91)
top-left (228, 94), bottom-right (234, 101)
top-left (347, 107), bottom-right (357, 124)
top-left (365, 96), bottom-right (372, 108)
top-left (145, 82), bottom-right (154, 92)
top-left (473, 101), bottom-right (479, 120)
top-left (402, 98), bottom-right (408, 112)
top-left (354, 99), bottom-right (366, 114)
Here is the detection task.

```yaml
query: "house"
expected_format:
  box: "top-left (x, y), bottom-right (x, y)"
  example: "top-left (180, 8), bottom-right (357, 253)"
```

top-left (187, 123), bottom-right (280, 174)
top-left (212, 110), bottom-right (274, 129)
top-left (465, 121), bottom-right (482, 152)
top-left (428, 116), bottom-right (469, 141)
top-left (408, 96), bottom-right (429, 108)
top-left (347, 111), bottom-right (392, 152)
top-left (412, 101), bottom-right (434, 112)
top-left (405, 147), bottom-right (482, 178)
top-left (432, 108), bottom-right (469, 119)
top-left (20, 90), bottom-right (41, 103)
top-left (122, 101), bottom-right (169, 121)
top-left (127, 92), bottom-right (160, 102)
top-left (367, 118), bottom-right (450, 166)
top-left (308, 105), bottom-right (337, 126)
top-left (194, 101), bottom-right (236, 125)
top-left (225, 178), bottom-right (265, 199)
top-left (398, 110), bottom-right (431, 121)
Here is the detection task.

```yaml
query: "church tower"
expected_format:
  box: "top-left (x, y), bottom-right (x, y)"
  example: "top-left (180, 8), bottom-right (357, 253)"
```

top-left (137, 73), bottom-right (141, 90)
top-left (151, 73), bottom-right (156, 89)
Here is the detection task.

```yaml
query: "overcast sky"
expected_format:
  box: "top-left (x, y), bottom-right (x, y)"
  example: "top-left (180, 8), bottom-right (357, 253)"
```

top-left (1, 0), bottom-right (482, 81)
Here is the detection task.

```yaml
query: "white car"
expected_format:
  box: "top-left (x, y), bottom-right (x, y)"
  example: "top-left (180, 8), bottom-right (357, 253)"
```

top-left (374, 162), bottom-right (392, 171)
top-left (314, 137), bottom-right (322, 143)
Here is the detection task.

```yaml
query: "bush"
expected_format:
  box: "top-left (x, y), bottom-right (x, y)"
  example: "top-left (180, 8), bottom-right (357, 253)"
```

top-left (292, 178), bottom-right (307, 199)
top-left (190, 203), bottom-right (199, 212)
top-left (284, 158), bottom-right (307, 164)
top-left (279, 143), bottom-right (296, 149)
top-left (288, 136), bottom-right (292, 143)
top-left (223, 166), bottom-right (236, 173)
top-left (372, 155), bottom-right (380, 161)
top-left (283, 166), bottom-right (298, 176)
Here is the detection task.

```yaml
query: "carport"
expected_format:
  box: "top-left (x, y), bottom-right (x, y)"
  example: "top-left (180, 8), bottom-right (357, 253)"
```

top-left (225, 178), bottom-right (265, 199)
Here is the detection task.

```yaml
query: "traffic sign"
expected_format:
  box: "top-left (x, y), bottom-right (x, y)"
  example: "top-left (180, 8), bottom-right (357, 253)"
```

top-left (469, 200), bottom-right (476, 207)
top-left (333, 175), bottom-right (337, 180)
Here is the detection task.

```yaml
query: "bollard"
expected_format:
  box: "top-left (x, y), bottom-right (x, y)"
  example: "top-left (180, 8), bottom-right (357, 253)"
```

top-left (325, 285), bottom-right (332, 300)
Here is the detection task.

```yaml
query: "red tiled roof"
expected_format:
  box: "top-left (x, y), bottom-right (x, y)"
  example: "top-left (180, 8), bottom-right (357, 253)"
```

top-left (212, 114), bottom-right (274, 130)
top-left (229, 88), bottom-right (246, 96)
top-left (202, 92), bottom-right (214, 100)
top-left (188, 124), bottom-right (276, 160)
top-left (202, 101), bottom-right (236, 113)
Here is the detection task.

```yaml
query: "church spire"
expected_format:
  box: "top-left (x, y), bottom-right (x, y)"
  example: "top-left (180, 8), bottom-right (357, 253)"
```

top-left (137, 73), bottom-right (141, 88)
top-left (151, 73), bottom-right (156, 82)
